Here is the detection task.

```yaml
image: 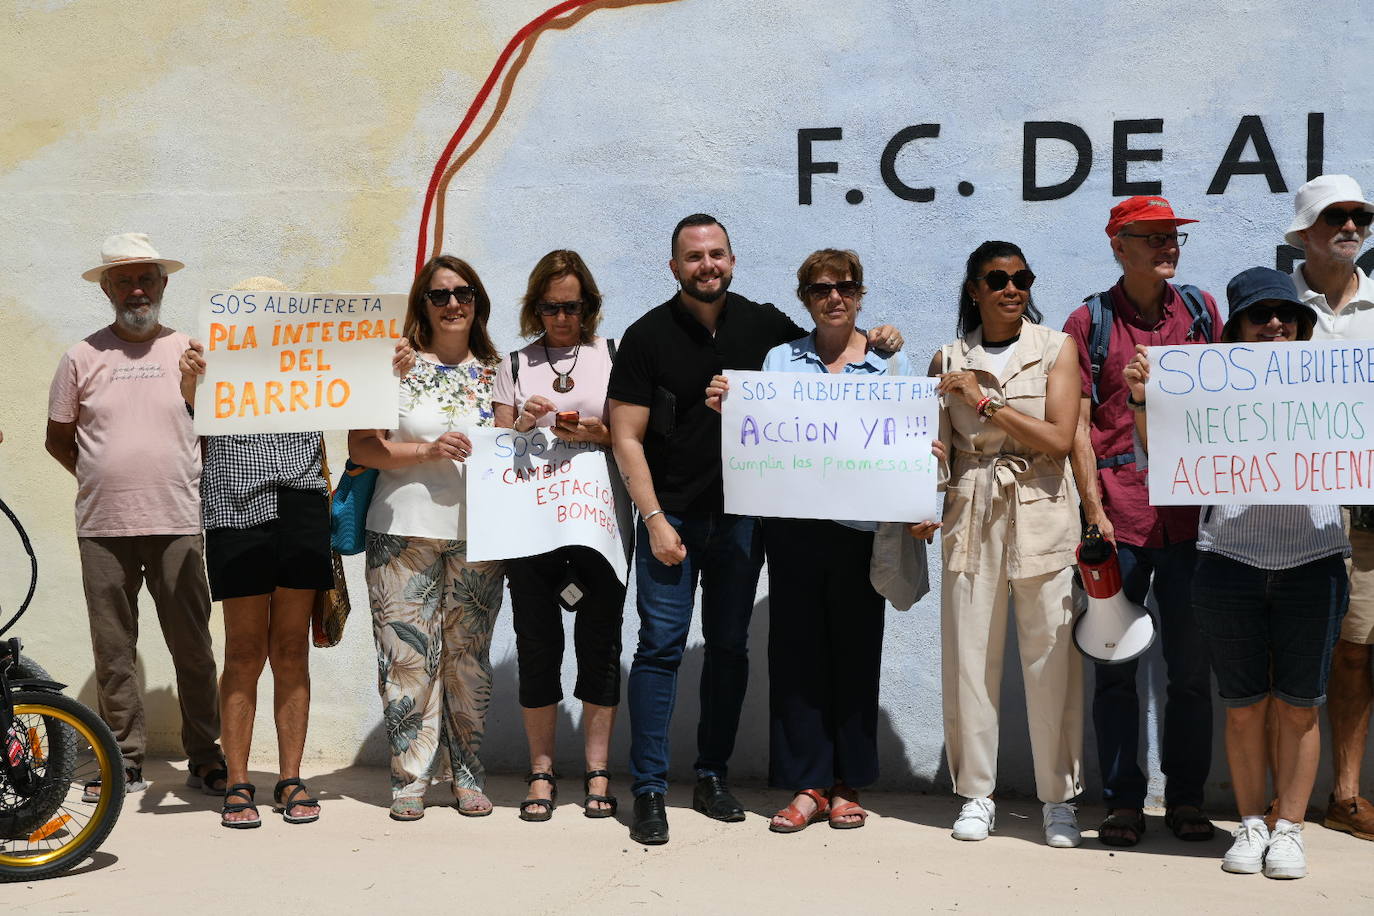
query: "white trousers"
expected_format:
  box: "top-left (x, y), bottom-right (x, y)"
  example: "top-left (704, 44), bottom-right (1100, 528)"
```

top-left (941, 556), bottom-right (1084, 804)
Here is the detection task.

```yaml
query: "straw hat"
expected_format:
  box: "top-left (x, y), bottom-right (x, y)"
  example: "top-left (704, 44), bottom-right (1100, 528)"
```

top-left (82, 232), bottom-right (185, 282)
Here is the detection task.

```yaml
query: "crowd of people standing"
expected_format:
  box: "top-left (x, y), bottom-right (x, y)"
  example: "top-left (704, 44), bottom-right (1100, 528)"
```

top-left (41, 173), bottom-right (1374, 881)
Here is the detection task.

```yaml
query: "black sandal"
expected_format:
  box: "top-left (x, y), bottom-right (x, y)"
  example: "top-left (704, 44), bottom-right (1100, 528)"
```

top-left (221, 783), bottom-right (261, 829)
top-left (272, 777), bottom-right (320, 825)
top-left (1097, 809), bottom-right (1145, 847)
top-left (1165, 805), bottom-right (1215, 841)
top-left (188, 759), bottom-right (229, 797)
top-left (519, 771), bottom-right (558, 822)
top-left (582, 769), bottom-right (618, 819)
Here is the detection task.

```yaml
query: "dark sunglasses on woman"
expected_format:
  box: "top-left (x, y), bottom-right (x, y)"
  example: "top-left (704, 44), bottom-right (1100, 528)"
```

top-left (535, 300), bottom-right (584, 316)
top-left (1244, 304), bottom-right (1303, 325)
top-left (980, 269), bottom-right (1036, 291)
top-left (424, 287), bottom-right (476, 306)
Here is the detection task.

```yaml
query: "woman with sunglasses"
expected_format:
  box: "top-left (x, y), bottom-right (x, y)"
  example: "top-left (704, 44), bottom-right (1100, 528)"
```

top-left (348, 255), bottom-right (505, 822)
top-left (707, 249), bottom-right (938, 833)
top-left (492, 249), bottom-right (625, 822)
top-left (932, 241), bottom-right (1085, 848)
top-left (1123, 267), bottom-right (1347, 880)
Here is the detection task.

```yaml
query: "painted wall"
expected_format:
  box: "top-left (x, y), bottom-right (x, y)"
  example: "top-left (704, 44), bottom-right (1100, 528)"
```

top-left (3, 0), bottom-right (1372, 802)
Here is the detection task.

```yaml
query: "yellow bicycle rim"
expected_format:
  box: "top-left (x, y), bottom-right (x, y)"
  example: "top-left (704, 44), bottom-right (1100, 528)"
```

top-left (0, 700), bottom-right (116, 869)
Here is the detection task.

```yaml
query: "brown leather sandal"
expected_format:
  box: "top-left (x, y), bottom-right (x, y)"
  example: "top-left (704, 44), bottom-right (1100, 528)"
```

top-left (769, 788), bottom-right (829, 834)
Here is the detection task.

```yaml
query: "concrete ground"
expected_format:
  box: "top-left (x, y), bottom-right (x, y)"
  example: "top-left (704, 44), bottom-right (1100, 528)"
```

top-left (11, 758), bottom-right (1374, 914)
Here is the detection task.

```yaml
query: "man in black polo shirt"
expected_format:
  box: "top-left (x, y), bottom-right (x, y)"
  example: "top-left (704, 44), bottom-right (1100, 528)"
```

top-left (608, 214), bottom-right (901, 845)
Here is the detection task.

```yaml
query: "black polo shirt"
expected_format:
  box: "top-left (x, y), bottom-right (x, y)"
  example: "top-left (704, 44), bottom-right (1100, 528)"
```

top-left (608, 291), bottom-right (805, 514)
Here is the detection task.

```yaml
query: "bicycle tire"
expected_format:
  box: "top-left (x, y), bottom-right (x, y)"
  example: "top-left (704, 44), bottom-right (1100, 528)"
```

top-left (0, 691), bottom-right (123, 882)
top-left (0, 657), bottom-right (75, 838)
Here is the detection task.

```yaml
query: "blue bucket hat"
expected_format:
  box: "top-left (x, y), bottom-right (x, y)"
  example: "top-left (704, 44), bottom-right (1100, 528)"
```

top-left (1223, 267), bottom-right (1315, 339)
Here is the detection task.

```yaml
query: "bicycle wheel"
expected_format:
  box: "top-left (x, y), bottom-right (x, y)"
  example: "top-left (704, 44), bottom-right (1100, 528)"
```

top-left (0, 691), bottom-right (123, 882)
top-left (0, 657), bottom-right (76, 838)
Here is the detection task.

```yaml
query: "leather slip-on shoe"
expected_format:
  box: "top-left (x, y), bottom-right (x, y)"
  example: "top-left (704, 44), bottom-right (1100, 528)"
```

top-left (631, 792), bottom-right (669, 845)
top-left (693, 773), bottom-right (745, 822)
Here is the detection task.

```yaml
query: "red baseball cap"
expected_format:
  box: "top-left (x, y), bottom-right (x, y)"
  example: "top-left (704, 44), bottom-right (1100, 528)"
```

top-left (1105, 196), bottom-right (1198, 238)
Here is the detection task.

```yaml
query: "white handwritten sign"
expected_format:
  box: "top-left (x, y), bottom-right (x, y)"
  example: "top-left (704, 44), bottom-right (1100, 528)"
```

top-left (720, 370), bottom-right (939, 522)
top-left (1146, 340), bottom-right (1374, 505)
top-left (193, 290), bottom-right (406, 434)
top-left (465, 428), bottom-right (633, 581)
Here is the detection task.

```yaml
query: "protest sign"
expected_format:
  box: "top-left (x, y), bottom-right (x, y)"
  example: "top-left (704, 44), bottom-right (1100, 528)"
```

top-left (466, 428), bottom-right (633, 582)
top-left (720, 370), bottom-right (939, 522)
top-left (1145, 340), bottom-right (1374, 505)
top-left (193, 290), bottom-right (406, 434)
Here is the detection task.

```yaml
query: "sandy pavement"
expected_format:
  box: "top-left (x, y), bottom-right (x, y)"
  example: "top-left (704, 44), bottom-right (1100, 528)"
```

top-left (9, 758), bottom-right (1374, 914)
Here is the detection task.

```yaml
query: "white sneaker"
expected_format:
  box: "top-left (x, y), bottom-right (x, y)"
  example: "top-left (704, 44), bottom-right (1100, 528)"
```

top-left (1043, 802), bottom-right (1081, 848)
top-left (1263, 823), bottom-right (1307, 879)
top-left (1222, 822), bottom-right (1269, 874)
top-left (952, 796), bottom-right (995, 841)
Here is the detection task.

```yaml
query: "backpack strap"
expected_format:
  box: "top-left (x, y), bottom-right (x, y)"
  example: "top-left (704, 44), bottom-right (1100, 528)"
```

top-left (1085, 291), bottom-right (1113, 406)
top-left (1174, 284), bottom-right (1215, 343)
top-left (509, 350), bottom-right (521, 388)
top-left (606, 337), bottom-right (617, 362)
top-left (1085, 291), bottom-right (1138, 469)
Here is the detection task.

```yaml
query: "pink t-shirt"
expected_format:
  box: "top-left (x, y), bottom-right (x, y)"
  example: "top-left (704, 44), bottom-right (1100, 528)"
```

top-left (492, 336), bottom-right (614, 423)
top-left (48, 326), bottom-right (202, 537)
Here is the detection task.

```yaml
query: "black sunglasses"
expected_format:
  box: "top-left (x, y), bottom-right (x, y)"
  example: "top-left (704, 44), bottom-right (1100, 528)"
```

top-left (535, 300), bottom-right (585, 317)
top-left (805, 280), bottom-right (862, 300)
top-left (980, 269), bottom-right (1036, 291)
top-left (424, 287), bottom-right (476, 306)
top-left (1244, 304), bottom-right (1303, 325)
top-left (1321, 207), bottom-right (1374, 229)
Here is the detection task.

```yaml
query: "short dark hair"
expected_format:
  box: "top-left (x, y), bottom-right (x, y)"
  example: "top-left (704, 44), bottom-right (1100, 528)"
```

top-left (956, 240), bottom-right (1043, 337)
top-left (796, 249), bottom-right (866, 303)
top-left (671, 213), bottom-right (731, 258)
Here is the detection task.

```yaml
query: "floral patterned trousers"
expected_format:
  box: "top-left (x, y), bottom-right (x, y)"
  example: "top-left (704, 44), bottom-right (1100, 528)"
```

top-left (365, 533), bottom-right (504, 799)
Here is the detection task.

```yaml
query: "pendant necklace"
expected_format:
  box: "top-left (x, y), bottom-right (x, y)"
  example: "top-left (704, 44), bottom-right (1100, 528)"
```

top-left (544, 339), bottom-right (582, 393)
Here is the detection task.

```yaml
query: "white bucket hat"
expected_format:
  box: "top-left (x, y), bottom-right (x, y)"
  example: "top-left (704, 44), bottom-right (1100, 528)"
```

top-left (1285, 174), bottom-right (1374, 249)
top-left (82, 232), bottom-right (185, 282)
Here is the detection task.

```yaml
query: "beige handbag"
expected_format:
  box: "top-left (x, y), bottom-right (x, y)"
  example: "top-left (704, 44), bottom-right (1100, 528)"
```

top-left (311, 445), bottom-right (352, 648)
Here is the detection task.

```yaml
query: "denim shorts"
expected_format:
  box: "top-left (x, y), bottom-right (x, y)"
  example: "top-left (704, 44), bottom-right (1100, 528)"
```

top-left (1192, 551), bottom-right (1348, 708)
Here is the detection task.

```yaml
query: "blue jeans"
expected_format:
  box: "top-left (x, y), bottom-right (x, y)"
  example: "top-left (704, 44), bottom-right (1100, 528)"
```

top-left (1193, 552), bottom-right (1348, 708)
top-left (1092, 540), bottom-right (1212, 809)
top-left (628, 512), bottom-right (763, 797)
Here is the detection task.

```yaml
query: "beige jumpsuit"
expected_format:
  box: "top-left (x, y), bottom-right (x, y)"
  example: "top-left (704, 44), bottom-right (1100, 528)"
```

top-left (939, 321), bottom-right (1084, 803)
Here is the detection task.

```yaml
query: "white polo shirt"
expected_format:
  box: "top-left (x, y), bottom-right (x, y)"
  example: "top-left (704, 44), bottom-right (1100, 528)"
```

top-left (1293, 261), bottom-right (1374, 341)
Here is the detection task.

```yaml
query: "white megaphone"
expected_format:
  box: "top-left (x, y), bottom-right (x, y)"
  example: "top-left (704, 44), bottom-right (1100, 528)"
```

top-left (1073, 526), bottom-right (1156, 664)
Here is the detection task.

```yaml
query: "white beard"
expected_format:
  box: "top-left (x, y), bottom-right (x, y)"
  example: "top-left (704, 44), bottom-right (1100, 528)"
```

top-left (114, 303), bottom-right (160, 335)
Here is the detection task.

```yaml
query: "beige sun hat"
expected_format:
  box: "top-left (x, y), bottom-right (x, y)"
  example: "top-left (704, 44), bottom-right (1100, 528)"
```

top-left (82, 232), bottom-right (185, 282)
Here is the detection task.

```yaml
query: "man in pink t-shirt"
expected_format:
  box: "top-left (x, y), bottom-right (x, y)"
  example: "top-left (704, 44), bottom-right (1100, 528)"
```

top-left (45, 233), bottom-right (223, 799)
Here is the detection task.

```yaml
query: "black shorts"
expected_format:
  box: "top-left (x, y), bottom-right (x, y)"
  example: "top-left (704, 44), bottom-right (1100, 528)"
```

top-left (206, 487), bottom-right (334, 601)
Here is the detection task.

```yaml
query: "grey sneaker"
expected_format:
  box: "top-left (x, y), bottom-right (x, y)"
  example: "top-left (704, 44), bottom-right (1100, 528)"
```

top-left (952, 796), bottom-right (995, 841)
top-left (1043, 802), bottom-right (1082, 848)
top-left (1263, 823), bottom-right (1307, 879)
top-left (1222, 822), bottom-right (1270, 874)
